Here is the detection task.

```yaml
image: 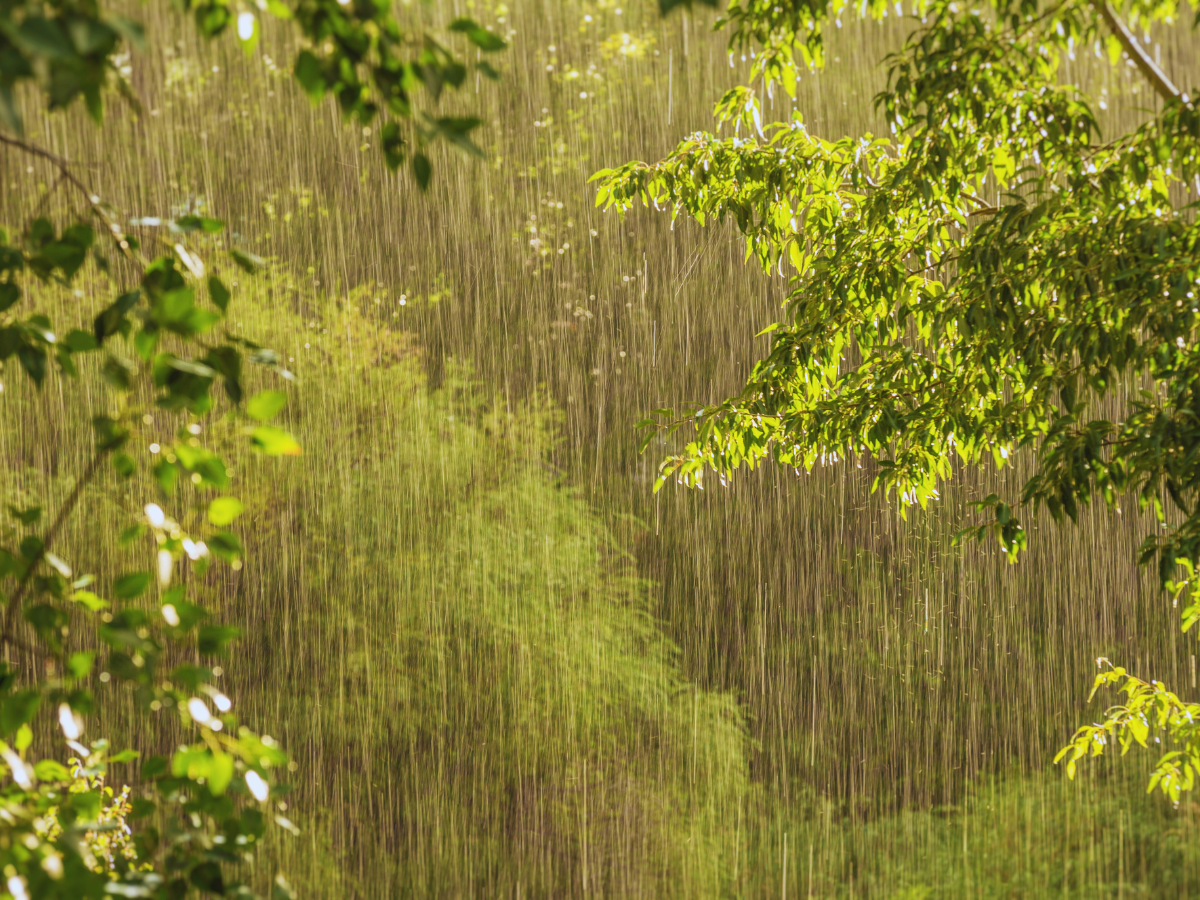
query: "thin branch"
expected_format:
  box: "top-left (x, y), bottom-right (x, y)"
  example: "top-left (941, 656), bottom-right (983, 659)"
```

top-left (1096, 1), bottom-right (1181, 104)
top-left (1, 451), bottom-right (108, 647)
top-left (30, 172), bottom-right (70, 221)
top-left (0, 132), bottom-right (144, 273)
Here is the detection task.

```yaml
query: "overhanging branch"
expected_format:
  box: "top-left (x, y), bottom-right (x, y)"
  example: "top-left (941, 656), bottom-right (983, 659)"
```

top-left (1097, 1), bottom-right (1182, 104)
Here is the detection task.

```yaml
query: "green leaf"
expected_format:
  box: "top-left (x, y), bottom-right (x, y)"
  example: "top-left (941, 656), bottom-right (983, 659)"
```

top-left (7, 505), bottom-right (41, 525)
top-left (69, 790), bottom-right (102, 820)
top-left (0, 690), bottom-right (41, 737)
top-left (133, 327), bottom-right (159, 363)
top-left (208, 276), bottom-right (231, 313)
top-left (94, 290), bottom-right (140, 342)
top-left (229, 249), bottom-right (264, 273)
top-left (381, 121), bottom-right (405, 170)
top-left (170, 664), bottom-right (213, 691)
top-left (198, 624), bottom-right (241, 656)
top-left (173, 445), bottom-right (228, 488)
top-left (414, 153), bottom-right (432, 191)
top-left (119, 524), bottom-right (147, 548)
top-left (208, 752), bottom-right (234, 794)
top-left (175, 215), bottom-right (225, 234)
top-left (18, 345), bottom-right (47, 386)
top-left (251, 425), bottom-right (302, 456)
top-left (164, 598), bottom-right (207, 633)
top-left (449, 19), bottom-right (507, 52)
top-left (17, 17), bottom-right (73, 60)
top-left (19, 535), bottom-right (43, 561)
top-left (141, 755), bottom-right (168, 779)
top-left (69, 590), bottom-right (109, 612)
top-left (93, 415), bottom-right (130, 451)
top-left (433, 116), bottom-right (485, 158)
top-left (207, 497), bottom-right (244, 526)
top-left (293, 50), bottom-right (326, 102)
top-left (190, 861), bottom-right (226, 893)
top-left (63, 329), bottom-right (98, 352)
top-left (112, 452), bottom-right (137, 479)
top-left (246, 389), bottom-right (287, 421)
top-left (113, 571), bottom-right (150, 599)
top-left (104, 14), bottom-right (146, 50)
top-left (154, 461), bottom-right (178, 496)
top-left (15, 724), bottom-right (32, 752)
top-left (67, 651), bottom-right (94, 678)
top-left (33, 760), bottom-right (72, 782)
top-left (0, 283), bottom-right (21, 313)
top-left (206, 532), bottom-right (243, 563)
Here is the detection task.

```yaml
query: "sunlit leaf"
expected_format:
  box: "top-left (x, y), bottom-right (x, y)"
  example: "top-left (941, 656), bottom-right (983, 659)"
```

top-left (246, 389), bottom-right (287, 421)
top-left (251, 425), bottom-right (302, 456)
top-left (207, 497), bottom-right (244, 526)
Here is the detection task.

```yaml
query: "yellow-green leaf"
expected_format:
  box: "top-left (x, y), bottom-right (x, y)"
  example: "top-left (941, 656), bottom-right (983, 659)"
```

top-left (251, 425), bottom-right (302, 456)
top-left (207, 497), bottom-right (244, 527)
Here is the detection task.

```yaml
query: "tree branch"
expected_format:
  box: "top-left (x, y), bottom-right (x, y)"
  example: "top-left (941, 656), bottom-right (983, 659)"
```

top-left (1096, 1), bottom-right (1181, 104)
top-left (0, 132), bottom-right (144, 273)
top-left (1, 451), bottom-right (108, 647)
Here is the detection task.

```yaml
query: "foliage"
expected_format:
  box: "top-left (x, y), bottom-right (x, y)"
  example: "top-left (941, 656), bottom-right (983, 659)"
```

top-left (597, 0), bottom-right (1200, 793)
top-left (0, 0), bottom-right (513, 894)
top-left (1057, 658), bottom-right (1200, 805)
top-left (0, 140), bottom-right (301, 895)
top-left (35, 754), bottom-right (146, 878)
top-left (0, 0), bottom-right (506, 185)
top-left (225, 296), bottom-right (752, 893)
top-left (786, 765), bottom-right (1200, 897)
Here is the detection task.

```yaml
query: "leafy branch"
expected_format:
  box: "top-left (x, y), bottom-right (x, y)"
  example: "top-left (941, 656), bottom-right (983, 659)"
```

top-left (1057, 655), bottom-right (1200, 804)
top-left (0, 124), bottom-right (307, 897)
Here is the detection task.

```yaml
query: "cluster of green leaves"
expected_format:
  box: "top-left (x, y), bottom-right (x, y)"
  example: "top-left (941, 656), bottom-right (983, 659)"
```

top-left (597, 0), bottom-right (1199, 793)
top-left (0, 0), bottom-right (505, 186)
top-left (0, 197), bottom-right (301, 896)
top-left (1057, 659), bottom-right (1200, 806)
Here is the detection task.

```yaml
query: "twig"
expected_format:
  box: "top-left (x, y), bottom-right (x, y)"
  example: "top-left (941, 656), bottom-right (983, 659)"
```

top-left (30, 172), bottom-right (70, 221)
top-left (1, 452), bottom-right (108, 648)
top-left (0, 132), bottom-right (144, 273)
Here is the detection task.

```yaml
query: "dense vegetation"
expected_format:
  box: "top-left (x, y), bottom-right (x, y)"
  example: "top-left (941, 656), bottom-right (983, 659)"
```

top-left (0, 0), bottom-right (1198, 895)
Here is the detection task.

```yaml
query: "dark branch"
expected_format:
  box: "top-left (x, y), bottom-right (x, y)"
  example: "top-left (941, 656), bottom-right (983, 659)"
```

top-left (0, 132), bottom-right (144, 273)
top-left (1, 451), bottom-right (108, 647)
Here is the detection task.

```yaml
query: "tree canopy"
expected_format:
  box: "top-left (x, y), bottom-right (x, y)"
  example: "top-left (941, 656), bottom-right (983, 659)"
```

top-left (597, 0), bottom-right (1200, 797)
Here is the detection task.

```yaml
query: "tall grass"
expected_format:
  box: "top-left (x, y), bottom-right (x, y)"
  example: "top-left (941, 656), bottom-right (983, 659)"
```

top-left (1, 0), bottom-right (1199, 895)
